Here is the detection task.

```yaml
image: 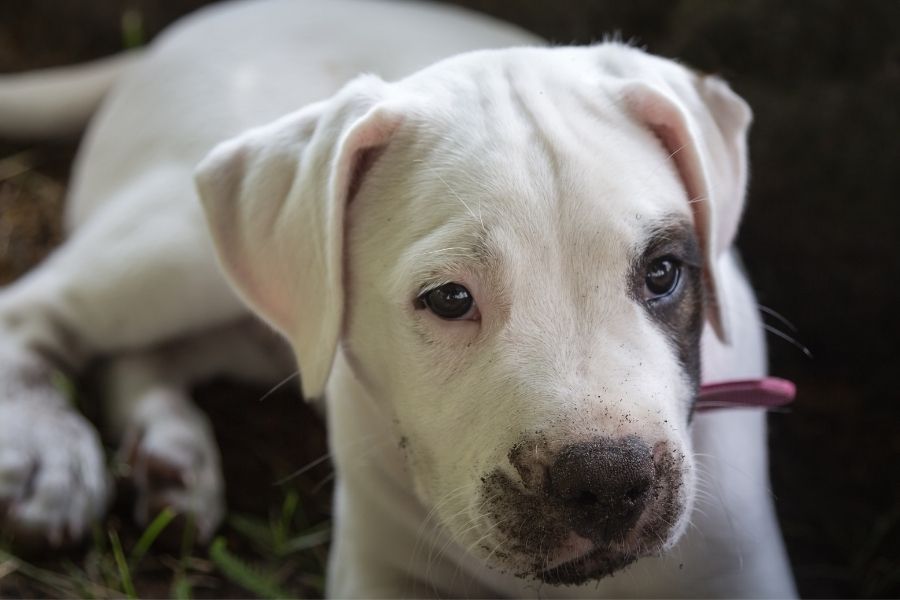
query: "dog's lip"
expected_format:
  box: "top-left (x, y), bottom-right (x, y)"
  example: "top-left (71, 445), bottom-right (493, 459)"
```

top-left (543, 532), bottom-right (596, 570)
top-left (538, 545), bottom-right (638, 585)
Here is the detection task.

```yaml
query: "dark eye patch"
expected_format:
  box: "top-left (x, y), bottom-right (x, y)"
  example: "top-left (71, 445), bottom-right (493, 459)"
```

top-left (629, 217), bottom-right (704, 407)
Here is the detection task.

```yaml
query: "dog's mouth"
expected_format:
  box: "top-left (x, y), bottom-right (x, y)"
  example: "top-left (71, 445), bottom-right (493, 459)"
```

top-left (539, 546), bottom-right (639, 585)
top-left (530, 531), bottom-right (641, 585)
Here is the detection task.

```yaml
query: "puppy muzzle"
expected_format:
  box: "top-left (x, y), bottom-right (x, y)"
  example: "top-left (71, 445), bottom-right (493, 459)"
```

top-left (478, 435), bottom-right (688, 585)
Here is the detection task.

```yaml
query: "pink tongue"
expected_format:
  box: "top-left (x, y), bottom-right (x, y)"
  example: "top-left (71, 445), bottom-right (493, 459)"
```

top-left (696, 377), bottom-right (796, 412)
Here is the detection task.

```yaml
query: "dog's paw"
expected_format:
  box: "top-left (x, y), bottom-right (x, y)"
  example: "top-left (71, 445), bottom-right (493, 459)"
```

top-left (0, 400), bottom-right (110, 546)
top-left (121, 402), bottom-right (224, 542)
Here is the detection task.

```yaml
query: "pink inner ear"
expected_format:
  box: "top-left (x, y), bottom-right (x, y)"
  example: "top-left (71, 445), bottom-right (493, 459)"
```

top-left (347, 145), bottom-right (387, 204)
top-left (624, 83), bottom-right (728, 342)
top-left (634, 97), bottom-right (714, 254)
top-left (334, 107), bottom-right (403, 207)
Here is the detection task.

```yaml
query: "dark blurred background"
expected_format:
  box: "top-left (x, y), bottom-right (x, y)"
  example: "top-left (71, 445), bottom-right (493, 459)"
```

top-left (1, 1), bottom-right (898, 598)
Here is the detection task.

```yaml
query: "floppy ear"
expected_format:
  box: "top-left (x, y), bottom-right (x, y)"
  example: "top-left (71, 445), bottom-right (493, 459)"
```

top-left (621, 70), bottom-right (752, 344)
top-left (195, 75), bottom-right (402, 398)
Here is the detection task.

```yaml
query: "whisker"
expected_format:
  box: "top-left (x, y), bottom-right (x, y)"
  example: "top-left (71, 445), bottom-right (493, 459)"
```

top-left (412, 482), bottom-right (480, 588)
top-left (763, 323), bottom-right (813, 359)
top-left (257, 370), bottom-right (300, 402)
top-left (758, 304), bottom-right (799, 333)
top-left (422, 247), bottom-right (473, 255)
top-left (273, 452), bottom-right (331, 485)
top-left (311, 471), bottom-right (335, 494)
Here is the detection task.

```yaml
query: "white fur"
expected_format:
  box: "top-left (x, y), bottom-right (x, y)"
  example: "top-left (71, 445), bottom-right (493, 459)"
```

top-left (0, 0), bottom-right (794, 596)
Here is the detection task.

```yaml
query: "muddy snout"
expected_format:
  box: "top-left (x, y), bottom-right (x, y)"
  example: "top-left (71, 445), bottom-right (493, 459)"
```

top-left (481, 433), bottom-right (686, 582)
top-left (546, 436), bottom-right (655, 543)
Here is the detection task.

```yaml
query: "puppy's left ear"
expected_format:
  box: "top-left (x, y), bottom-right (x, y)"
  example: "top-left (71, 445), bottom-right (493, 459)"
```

top-left (195, 76), bottom-right (402, 398)
top-left (622, 69), bottom-right (752, 344)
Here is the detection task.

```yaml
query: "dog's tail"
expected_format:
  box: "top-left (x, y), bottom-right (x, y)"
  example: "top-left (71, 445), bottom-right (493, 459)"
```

top-left (0, 51), bottom-right (142, 140)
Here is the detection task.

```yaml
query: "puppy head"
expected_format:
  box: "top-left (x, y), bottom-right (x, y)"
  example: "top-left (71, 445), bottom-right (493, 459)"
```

top-left (197, 44), bottom-right (751, 584)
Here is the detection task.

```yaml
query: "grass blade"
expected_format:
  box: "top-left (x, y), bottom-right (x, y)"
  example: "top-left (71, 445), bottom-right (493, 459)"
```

top-left (277, 491), bottom-right (300, 545)
top-left (209, 537), bottom-right (291, 599)
top-left (172, 572), bottom-right (193, 600)
top-left (279, 524), bottom-right (331, 556)
top-left (228, 513), bottom-right (275, 551)
top-left (0, 550), bottom-right (80, 597)
top-left (130, 507), bottom-right (176, 567)
top-left (108, 529), bottom-right (137, 599)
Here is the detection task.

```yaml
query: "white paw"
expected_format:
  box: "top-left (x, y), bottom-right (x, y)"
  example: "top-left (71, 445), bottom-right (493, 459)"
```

top-left (0, 400), bottom-right (110, 546)
top-left (121, 392), bottom-right (224, 541)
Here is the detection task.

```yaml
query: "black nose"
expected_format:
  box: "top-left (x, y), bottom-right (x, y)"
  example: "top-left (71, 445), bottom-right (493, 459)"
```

top-left (548, 436), bottom-right (655, 543)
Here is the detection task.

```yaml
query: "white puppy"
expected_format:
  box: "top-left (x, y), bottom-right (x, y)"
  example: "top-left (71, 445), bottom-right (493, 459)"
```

top-left (0, 0), bottom-right (795, 596)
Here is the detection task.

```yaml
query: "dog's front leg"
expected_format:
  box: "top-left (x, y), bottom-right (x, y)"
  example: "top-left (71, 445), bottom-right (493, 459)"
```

top-left (103, 354), bottom-right (224, 541)
top-left (101, 319), bottom-right (293, 540)
top-left (0, 343), bottom-right (109, 546)
top-left (0, 172), bottom-right (248, 544)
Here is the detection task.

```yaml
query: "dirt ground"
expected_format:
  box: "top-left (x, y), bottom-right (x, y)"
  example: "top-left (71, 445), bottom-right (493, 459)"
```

top-left (1, 1), bottom-right (898, 598)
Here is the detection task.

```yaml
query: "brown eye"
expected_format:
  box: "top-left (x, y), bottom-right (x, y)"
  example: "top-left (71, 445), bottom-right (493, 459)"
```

top-left (645, 257), bottom-right (681, 299)
top-left (420, 283), bottom-right (475, 319)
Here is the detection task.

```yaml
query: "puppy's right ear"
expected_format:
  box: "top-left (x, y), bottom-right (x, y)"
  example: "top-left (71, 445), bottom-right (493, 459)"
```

top-left (195, 76), bottom-right (402, 398)
top-left (620, 69), bottom-right (751, 345)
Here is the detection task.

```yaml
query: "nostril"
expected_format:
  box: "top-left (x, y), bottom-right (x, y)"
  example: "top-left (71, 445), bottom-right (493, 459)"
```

top-left (625, 481), bottom-right (649, 504)
top-left (575, 490), bottom-right (597, 506)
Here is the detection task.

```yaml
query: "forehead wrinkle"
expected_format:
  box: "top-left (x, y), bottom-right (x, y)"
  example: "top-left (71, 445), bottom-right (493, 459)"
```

top-left (490, 75), bottom-right (664, 259)
top-left (501, 65), bottom-right (566, 214)
top-left (406, 66), bottom-right (583, 226)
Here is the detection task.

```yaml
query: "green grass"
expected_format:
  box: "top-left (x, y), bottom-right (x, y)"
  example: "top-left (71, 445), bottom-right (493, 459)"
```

top-left (120, 9), bottom-right (145, 50)
top-left (209, 537), bottom-right (291, 599)
top-left (109, 529), bottom-right (137, 599)
top-left (228, 491), bottom-right (331, 559)
top-left (130, 508), bottom-right (178, 568)
top-left (0, 489), bottom-right (329, 599)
